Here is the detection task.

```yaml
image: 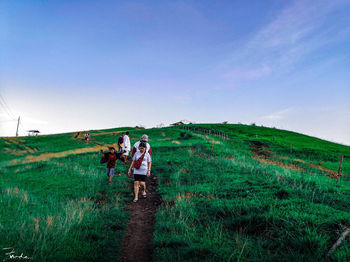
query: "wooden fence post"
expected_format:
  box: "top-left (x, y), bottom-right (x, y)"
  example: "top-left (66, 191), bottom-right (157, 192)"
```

top-left (337, 155), bottom-right (344, 184)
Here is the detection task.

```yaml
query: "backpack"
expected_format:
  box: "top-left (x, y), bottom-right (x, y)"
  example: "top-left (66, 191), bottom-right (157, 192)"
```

top-left (100, 156), bottom-right (107, 164)
top-left (100, 151), bottom-right (109, 164)
top-left (134, 153), bottom-right (146, 169)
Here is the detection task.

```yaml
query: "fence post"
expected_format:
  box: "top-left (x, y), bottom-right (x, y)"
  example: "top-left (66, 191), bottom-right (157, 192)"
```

top-left (337, 155), bottom-right (344, 184)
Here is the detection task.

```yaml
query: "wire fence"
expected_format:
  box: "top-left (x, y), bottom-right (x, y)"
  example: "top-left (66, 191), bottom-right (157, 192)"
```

top-left (172, 124), bottom-right (229, 141)
top-left (170, 124), bottom-right (349, 180)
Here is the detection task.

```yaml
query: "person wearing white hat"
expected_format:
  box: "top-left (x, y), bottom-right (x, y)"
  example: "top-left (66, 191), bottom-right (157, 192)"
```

top-left (131, 134), bottom-right (152, 157)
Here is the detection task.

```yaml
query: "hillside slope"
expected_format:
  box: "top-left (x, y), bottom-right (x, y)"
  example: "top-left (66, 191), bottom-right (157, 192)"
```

top-left (1, 124), bottom-right (349, 261)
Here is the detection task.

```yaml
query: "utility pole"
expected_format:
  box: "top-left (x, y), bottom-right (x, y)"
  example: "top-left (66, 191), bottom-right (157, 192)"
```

top-left (16, 116), bottom-right (20, 137)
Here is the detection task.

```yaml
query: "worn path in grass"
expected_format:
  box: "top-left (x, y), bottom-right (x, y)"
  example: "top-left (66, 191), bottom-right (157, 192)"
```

top-left (249, 140), bottom-right (349, 179)
top-left (120, 173), bottom-right (161, 262)
top-left (5, 142), bottom-right (116, 166)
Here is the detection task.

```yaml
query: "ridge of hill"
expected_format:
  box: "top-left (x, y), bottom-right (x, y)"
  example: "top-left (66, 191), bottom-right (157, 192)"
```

top-left (1, 124), bottom-right (349, 261)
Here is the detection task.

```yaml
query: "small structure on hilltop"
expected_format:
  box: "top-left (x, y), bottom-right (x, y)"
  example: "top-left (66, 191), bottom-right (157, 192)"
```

top-left (171, 120), bottom-right (192, 126)
top-left (28, 130), bottom-right (40, 136)
top-left (171, 121), bottom-right (185, 126)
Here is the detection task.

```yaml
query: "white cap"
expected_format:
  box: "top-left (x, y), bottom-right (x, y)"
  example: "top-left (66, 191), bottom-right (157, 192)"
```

top-left (141, 134), bottom-right (148, 141)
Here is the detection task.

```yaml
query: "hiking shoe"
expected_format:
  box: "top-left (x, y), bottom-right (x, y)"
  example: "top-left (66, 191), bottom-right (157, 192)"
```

top-left (142, 192), bottom-right (147, 198)
top-left (133, 198), bottom-right (138, 203)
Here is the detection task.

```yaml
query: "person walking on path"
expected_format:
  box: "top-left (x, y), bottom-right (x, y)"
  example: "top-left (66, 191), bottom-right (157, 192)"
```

top-left (123, 131), bottom-right (131, 163)
top-left (117, 133), bottom-right (124, 153)
top-left (84, 132), bottom-right (90, 142)
top-left (128, 142), bottom-right (152, 202)
top-left (131, 134), bottom-right (152, 157)
top-left (100, 146), bottom-right (120, 185)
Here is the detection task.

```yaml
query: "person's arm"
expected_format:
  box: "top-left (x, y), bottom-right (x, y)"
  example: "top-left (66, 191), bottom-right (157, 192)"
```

top-left (148, 147), bottom-right (152, 156)
top-left (147, 161), bottom-right (152, 177)
top-left (147, 154), bottom-right (152, 177)
top-left (128, 160), bottom-right (135, 176)
top-left (100, 150), bottom-right (105, 157)
top-left (131, 146), bottom-right (136, 157)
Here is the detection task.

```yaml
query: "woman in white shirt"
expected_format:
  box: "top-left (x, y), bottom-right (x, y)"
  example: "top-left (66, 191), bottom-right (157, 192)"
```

top-left (128, 142), bottom-right (152, 202)
top-left (122, 131), bottom-right (131, 163)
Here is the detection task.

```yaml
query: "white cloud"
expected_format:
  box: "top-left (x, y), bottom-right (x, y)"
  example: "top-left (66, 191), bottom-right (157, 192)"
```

top-left (220, 0), bottom-right (350, 79)
top-left (260, 108), bottom-right (295, 121)
top-left (223, 65), bottom-right (272, 82)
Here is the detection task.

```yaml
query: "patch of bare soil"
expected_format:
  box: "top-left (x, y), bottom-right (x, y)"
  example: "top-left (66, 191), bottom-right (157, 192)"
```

top-left (249, 141), bottom-right (347, 181)
top-left (254, 156), bottom-right (305, 172)
top-left (293, 158), bottom-right (348, 181)
top-left (4, 138), bottom-right (39, 155)
top-left (249, 141), bottom-right (304, 172)
top-left (120, 174), bottom-right (161, 262)
top-left (249, 140), bottom-right (271, 159)
top-left (294, 158), bottom-right (335, 174)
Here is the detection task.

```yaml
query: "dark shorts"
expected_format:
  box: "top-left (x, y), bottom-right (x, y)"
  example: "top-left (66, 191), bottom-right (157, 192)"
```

top-left (134, 174), bottom-right (146, 182)
top-left (106, 168), bottom-right (115, 177)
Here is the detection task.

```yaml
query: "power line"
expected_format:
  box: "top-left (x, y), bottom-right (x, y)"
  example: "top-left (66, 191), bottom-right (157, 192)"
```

top-left (0, 94), bottom-right (16, 120)
top-left (0, 94), bottom-right (24, 135)
top-left (0, 99), bottom-right (15, 120)
top-left (0, 94), bottom-right (16, 116)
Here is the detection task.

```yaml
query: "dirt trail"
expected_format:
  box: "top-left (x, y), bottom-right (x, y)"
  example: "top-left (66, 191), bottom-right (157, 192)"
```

top-left (249, 141), bottom-right (306, 172)
top-left (4, 137), bottom-right (40, 155)
top-left (120, 174), bottom-right (161, 262)
top-left (249, 141), bottom-right (348, 179)
top-left (6, 143), bottom-right (117, 166)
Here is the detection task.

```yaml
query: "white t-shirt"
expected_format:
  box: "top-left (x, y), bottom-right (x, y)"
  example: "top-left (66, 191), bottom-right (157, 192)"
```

top-left (133, 141), bottom-right (151, 154)
top-left (132, 151), bottom-right (152, 175)
top-left (123, 135), bottom-right (130, 151)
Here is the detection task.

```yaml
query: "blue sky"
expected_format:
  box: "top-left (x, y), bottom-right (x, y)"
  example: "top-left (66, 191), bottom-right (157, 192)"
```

top-left (1, 0), bottom-right (349, 145)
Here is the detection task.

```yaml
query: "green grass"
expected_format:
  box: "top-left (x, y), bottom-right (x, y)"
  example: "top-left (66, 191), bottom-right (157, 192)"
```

top-left (1, 124), bottom-right (349, 261)
top-left (0, 152), bottom-right (130, 261)
top-left (152, 125), bottom-right (350, 262)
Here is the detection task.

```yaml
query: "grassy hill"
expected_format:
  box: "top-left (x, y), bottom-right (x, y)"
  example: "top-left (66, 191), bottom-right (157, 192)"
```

top-left (0, 124), bottom-right (349, 261)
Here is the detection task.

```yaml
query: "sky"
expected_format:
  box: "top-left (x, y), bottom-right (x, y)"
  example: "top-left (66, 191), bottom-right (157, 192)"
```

top-left (0, 0), bottom-right (349, 145)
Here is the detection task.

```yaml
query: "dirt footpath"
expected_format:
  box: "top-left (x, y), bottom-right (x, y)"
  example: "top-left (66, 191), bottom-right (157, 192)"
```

top-left (120, 174), bottom-right (161, 262)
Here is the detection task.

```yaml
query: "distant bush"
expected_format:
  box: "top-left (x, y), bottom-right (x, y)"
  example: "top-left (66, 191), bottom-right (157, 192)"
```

top-left (179, 132), bottom-right (192, 140)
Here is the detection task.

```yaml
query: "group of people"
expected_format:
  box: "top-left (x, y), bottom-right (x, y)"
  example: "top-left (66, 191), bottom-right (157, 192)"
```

top-left (100, 132), bottom-right (152, 203)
